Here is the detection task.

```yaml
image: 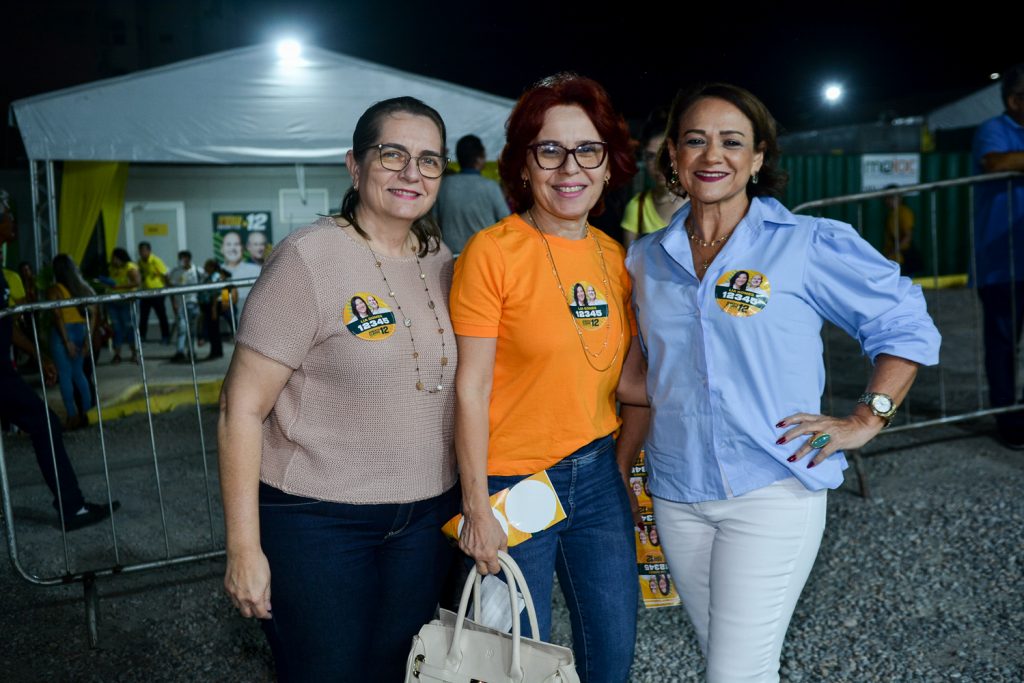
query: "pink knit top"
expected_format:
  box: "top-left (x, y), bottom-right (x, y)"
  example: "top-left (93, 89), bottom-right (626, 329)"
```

top-left (236, 218), bottom-right (457, 504)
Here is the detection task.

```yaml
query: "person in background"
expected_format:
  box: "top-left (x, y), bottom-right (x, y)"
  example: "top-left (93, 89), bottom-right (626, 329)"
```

top-left (17, 261), bottom-right (38, 303)
top-left (972, 63), bottom-right (1024, 449)
top-left (621, 107), bottom-right (685, 248)
top-left (137, 242), bottom-right (170, 344)
top-left (0, 193), bottom-right (119, 530)
top-left (47, 255), bottom-right (97, 429)
top-left (168, 250), bottom-right (201, 363)
top-left (435, 134), bottom-right (510, 254)
top-left (107, 247), bottom-right (140, 364)
top-left (198, 259), bottom-right (225, 360)
top-left (881, 186), bottom-right (920, 274)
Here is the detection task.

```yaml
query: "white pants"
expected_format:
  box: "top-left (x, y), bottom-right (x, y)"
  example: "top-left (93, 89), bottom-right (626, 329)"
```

top-left (654, 477), bottom-right (827, 683)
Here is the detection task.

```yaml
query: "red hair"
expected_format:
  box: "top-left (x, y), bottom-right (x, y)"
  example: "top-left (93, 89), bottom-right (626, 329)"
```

top-left (499, 73), bottom-right (636, 215)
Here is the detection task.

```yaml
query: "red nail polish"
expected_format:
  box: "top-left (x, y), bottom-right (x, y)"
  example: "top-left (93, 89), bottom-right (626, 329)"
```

top-left (807, 460), bottom-right (816, 469)
top-left (776, 421), bottom-right (786, 428)
top-left (787, 455), bottom-right (797, 462)
top-left (776, 437), bottom-right (786, 445)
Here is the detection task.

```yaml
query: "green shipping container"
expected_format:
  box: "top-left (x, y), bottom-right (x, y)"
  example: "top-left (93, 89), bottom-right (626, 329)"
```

top-left (781, 153), bottom-right (974, 277)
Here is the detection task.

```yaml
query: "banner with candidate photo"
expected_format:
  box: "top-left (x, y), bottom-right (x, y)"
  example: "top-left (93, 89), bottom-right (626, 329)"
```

top-left (212, 211), bottom-right (273, 273)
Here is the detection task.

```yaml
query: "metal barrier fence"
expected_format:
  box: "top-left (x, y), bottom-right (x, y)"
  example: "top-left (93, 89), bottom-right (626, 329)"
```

top-left (793, 171), bottom-right (1022, 496)
top-left (2, 173), bottom-right (1021, 644)
top-left (0, 277), bottom-right (255, 646)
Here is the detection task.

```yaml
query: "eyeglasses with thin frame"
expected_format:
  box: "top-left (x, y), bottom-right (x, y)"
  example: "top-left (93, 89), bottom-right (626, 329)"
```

top-left (363, 144), bottom-right (449, 179)
top-left (527, 142), bottom-right (608, 170)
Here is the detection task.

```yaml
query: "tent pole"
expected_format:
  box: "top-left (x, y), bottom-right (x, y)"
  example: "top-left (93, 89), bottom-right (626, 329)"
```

top-left (46, 161), bottom-right (58, 261)
top-left (28, 160), bottom-right (43, 273)
top-left (295, 163), bottom-right (307, 203)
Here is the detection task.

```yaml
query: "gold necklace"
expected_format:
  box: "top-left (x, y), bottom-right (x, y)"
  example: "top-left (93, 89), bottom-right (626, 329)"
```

top-left (686, 216), bottom-right (735, 275)
top-left (525, 210), bottom-right (624, 372)
top-left (357, 229), bottom-right (448, 394)
top-left (687, 226), bottom-right (734, 248)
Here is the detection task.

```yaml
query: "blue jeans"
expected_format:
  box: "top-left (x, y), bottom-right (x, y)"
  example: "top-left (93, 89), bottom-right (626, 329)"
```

top-left (107, 301), bottom-right (135, 349)
top-left (49, 323), bottom-right (92, 418)
top-left (485, 435), bottom-right (638, 683)
top-left (175, 301), bottom-right (199, 354)
top-left (258, 482), bottom-right (459, 683)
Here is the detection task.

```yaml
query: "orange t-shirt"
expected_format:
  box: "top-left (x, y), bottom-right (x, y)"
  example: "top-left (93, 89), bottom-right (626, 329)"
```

top-left (450, 214), bottom-right (636, 476)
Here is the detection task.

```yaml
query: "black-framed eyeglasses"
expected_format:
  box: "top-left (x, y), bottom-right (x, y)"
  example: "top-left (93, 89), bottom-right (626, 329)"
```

top-left (363, 144), bottom-right (449, 179)
top-left (527, 142), bottom-right (608, 170)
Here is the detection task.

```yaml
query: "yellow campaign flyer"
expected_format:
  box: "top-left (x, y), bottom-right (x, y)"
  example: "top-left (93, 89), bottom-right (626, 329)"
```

top-left (632, 450), bottom-right (681, 608)
top-left (442, 471), bottom-right (567, 547)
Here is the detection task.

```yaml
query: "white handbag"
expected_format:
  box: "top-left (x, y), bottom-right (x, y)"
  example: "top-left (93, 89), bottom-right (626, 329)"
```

top-left (405, 551), bottom-right (579, 683)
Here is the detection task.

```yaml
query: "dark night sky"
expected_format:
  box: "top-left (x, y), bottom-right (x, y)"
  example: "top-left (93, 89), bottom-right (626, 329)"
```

top-left (1, 0), bottom-right (1019, 165)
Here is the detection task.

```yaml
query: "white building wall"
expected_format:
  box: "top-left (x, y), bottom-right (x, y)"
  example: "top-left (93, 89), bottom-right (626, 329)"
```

top-left (121, 163), bottom-right (351, 263)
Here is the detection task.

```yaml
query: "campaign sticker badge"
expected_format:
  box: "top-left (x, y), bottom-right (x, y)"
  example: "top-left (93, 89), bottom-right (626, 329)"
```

top-left (715, 270), bottom-right (770, 318)
top-left (567, 280), bottom-right (610, 329)
top-left (344, 292), bottom-right (397, 340)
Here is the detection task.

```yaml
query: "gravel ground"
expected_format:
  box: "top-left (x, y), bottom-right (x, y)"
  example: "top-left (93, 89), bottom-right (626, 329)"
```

top-left (1, 288), bottom-right (1022, 682)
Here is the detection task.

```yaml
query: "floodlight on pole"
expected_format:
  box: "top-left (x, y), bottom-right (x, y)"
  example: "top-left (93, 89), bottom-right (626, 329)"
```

top-left (277, 39), bottom-right (302, 64)
top-left (823, 84), bottom-right (843, 104)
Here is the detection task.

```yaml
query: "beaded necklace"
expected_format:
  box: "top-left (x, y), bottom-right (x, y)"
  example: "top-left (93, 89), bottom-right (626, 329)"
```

top-left (353, 223), bottom-right (448, 393)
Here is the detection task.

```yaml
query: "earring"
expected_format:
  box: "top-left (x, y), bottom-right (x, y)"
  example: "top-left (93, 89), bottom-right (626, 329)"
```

top-left (604, 177), bottom-right (610, 186)
top-left (751, 173), bottom-right (759, 185)
top-left (669, 170), bottom-right (680, 186)
top-left (522, 178), bottom-right (529, 189)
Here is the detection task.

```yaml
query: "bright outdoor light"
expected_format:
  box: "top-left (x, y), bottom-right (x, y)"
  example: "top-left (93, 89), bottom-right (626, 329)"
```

top-left (990, 72), bottom-right (1000, 80)
top-left (277, 39), bottom-right (302, 63)
top-left (823, 84), bottom-right (843, 104)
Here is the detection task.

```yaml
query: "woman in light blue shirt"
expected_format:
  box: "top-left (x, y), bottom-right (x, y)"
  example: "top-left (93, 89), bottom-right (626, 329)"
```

top-left (620, 83), bottom-right (940, 682)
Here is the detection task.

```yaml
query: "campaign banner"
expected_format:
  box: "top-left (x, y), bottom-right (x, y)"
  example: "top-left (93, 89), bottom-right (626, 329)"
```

top-left (212, 211), bottom-right (273, 273)
top-left (632, 450), bottom-right (681, 608)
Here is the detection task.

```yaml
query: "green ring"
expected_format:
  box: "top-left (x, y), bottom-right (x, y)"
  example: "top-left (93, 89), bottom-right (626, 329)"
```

top-left (810, 433), bottom-right (832, 449)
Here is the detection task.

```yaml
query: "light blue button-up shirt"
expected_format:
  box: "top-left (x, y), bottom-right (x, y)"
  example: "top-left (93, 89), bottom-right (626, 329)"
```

top-left (626, 197), bottom-right (941, 504)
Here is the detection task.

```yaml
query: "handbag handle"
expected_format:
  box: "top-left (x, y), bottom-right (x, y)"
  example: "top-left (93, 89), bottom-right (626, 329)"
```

top-left (447, 551), bottom-right (541, 681)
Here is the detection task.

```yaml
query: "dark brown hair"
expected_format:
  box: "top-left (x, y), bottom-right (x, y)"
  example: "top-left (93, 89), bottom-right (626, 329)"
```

top-left (660, 83), bottom-right (787, 199)
top-left (339, 97), bottom-right (446, 257)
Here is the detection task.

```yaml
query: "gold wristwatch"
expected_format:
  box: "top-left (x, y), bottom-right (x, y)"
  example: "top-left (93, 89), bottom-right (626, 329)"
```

top-left (857, 392), bottom-right (897, 426)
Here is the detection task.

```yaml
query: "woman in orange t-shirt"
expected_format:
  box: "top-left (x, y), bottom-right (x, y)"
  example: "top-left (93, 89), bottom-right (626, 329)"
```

top-left (450, 73), bottom-right (649, 681)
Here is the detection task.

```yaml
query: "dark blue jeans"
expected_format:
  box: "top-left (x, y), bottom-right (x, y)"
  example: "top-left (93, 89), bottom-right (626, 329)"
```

top-left (139, 294), bottom-right (169, 342)
top-left (485, 435), bottom-right (638, 683)
top-left (0, 371), bottom-right (84, 517)
top-left (258, 482), bottom-right (459, 683)
top-left (980, 282), bottom-right (1024, 431)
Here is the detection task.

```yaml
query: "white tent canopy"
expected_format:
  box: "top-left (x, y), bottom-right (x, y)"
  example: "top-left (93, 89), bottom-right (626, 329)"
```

top-left (927, 82), bottom-right (1003, 132)
top-left (11, 44), bottom-right (516, 163)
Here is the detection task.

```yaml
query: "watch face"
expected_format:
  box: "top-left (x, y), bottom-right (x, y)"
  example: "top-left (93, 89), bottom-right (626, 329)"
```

top-left (871, 395), bottom-right (893, 413)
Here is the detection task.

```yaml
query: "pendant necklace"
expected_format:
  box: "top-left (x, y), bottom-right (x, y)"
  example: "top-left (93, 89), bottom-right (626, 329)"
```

top-left (356, 225), bottom-right (448, 393)
top-left (526, 210), bottom-right (624, 372)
